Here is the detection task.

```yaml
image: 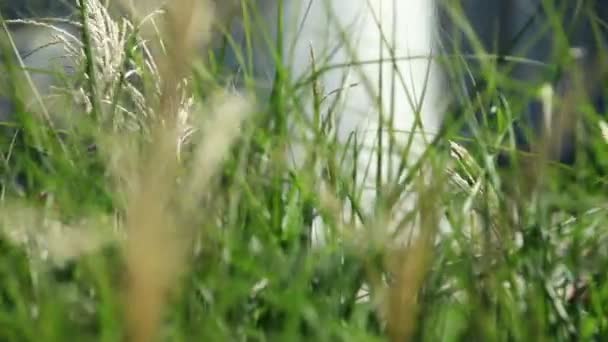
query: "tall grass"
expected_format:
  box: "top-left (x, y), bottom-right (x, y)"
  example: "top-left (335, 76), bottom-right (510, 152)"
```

top-left (0, 0), bottom-right (607, 341)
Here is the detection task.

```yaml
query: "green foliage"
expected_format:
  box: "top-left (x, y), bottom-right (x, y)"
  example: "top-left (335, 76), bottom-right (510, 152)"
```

top-left (0, 1), bottom-right (607, 341)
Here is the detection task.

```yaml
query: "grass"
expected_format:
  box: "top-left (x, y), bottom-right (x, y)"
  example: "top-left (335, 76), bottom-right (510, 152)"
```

top-left (0, 0), bottom-right (608, 340)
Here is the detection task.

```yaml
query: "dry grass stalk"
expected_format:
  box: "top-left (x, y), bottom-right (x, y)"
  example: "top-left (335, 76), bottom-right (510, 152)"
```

top-left (384, 166), bottom-right (442, 342)
top-left (118, 1), bottom-right (213, 341)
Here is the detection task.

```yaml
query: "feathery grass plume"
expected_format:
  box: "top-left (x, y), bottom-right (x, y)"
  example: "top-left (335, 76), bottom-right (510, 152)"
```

top-left (0, 0), bottom-right (190, 250)
top-left (66, 0), bottom-right (162, 131)
top-left (114, 1), bottom-right (204, 341)
top-left (379, 161), bottom-right (444, 342)
top-left (2, 1), bottom-right (247, 340)
top-left (0, 4), bottom-right (127, 278)
top-left (109, 1), bottom-right (250, 341)
top-left (447, 141), bottom-right (503, 249)
top-left (3, 1), bottom-right (160, 132)
top-left (0, 202), bottom-right (118, 268)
